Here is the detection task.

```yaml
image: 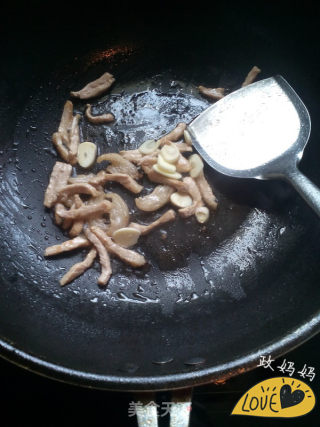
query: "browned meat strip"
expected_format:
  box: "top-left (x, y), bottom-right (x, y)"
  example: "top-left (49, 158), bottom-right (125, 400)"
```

top-left (87, 190), bottom-right (107, 204)
top-left (138, 152), bottom-right (159, 167)
top-left (120, 149), bottom-right (143, 164)
top-left (64, 196), bottom-right (78, 208)
top-left (69, 195), bottom-right (84, 237)
top-left (146, 169), bottom-right (187, 193)
top-left (54, 203), bottom-right (65, 225)
top-left (88, 217), bottom-right (109, 232)
top-left (58, 100), bottom-right (73, 143)
top-left (44, 162), bottom-right (72, 208)
top-left (97, 153), bottom-right (140, 180)
top-left (178, 177), bottom-right (203, 218)
top-left (56, 200), bottom-right (112, 220)
top-left (70, 72), bottom-right (115, 100)
top-left (61, 199), bottom-right (76, 230)
top-left (198, 86), bottom-right (225, 101)
top-left (195, 171), bottom-right (218, 210)
top-left (44, 235), bottom-right (90, 256)
top-left (90, 171), bottom-right (143, 194)
top-left (135, 185), bottom-right (174, 212)
top-left (182, 177), bottom-right (202, 201)
top-left (69, 221), bottom-right (84, 238)
top-left (52, 132), bottom-right (70, 162)
top-left (60, 248), bottom-right (97, 286)
top-left (84, 227), bottom-right (112, 286)
top-left (175, 142), bottom-right (193, 153)
top-left (129, 210), bottom-right (176, 235)
top-left (176, 154), bottom-right (191, 173)
top-left (105, 193), bottom-right (129, 236)
top-left (85, 104), bottom-right (115, 124)
top-left (57, 183), bottom-right (100, 199)
top-left (84, 188), bottom-right (108, 232)
top-left (91, 227), bottom-right (146, 268)
top-left (68, 114), bottom-right (81, 165)
top-left (157, 123), bottom-right (187, 146)
top-left (68, 174), bottom-right (96, 184)
top-left (68, 171), bottom-right (143, 194)
top-left (241, 66), bottom-right (261, 87)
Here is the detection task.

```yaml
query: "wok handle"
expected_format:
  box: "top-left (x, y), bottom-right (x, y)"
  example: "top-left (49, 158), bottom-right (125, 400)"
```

top-left (284, 167), bottom-right (320, 217)
top-left (135, 393), bottom-right (158, 427)
top-left (135, 389), bottom-right (192, 427)
top-left (170, 389), bottom-right (193, 427)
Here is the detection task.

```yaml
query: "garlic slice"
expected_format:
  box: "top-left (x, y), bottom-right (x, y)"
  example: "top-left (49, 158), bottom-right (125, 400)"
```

top-left (189, 154), bottom-right (204, 178)
top-left (195, 206), bottom-right (210, 223)
top-left (157, 154), bottom-right (176, 173)
top-left (138, 139), bottom-right (159, 155)
top-left (170, 192), bottom-right (193, 208)
top-left (183, 130), bottom-right (193, 146)
top-left (77, 142), bottom-right (97, 168)
top-left (160, 143), bottom-right (180, 164)
top-left (112, 227), bottom-right (141, 248)
top-left (152, 164), bottom-right (182, 179)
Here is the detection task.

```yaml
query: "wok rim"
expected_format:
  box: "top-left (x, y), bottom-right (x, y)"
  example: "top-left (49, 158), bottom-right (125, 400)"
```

top-left (0, 310), bottom-right (319, 391)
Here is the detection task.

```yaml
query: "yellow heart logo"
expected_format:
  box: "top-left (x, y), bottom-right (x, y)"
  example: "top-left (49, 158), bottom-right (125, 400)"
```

top-left (231, 377), bottom-right (315, 418)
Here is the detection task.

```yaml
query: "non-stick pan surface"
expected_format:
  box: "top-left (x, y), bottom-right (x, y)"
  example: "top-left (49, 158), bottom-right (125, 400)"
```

top-left (0, 1), bottom-right (320, 391)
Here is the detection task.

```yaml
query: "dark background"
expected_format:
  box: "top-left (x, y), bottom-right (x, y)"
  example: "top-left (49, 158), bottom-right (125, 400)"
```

top-left (0, 334), bottom-right (319, 426)
top-left (1, 0), bottom-right (320, 425)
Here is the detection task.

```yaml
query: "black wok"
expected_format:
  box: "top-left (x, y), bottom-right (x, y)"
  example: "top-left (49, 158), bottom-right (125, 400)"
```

top-left (0, 0), bottom-right (320, 400)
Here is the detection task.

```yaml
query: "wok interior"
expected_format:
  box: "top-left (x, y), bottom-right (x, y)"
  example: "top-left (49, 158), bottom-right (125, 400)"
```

top-left (0, 5), bottom-right (320, 390)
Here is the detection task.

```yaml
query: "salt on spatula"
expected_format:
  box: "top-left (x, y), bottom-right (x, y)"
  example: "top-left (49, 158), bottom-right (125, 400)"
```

top-left (188, 76), bottom-right (320, 216)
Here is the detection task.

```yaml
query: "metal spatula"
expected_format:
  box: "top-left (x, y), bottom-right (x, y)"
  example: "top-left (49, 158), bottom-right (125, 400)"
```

top-left (188, 76), bottom-right (320, 216)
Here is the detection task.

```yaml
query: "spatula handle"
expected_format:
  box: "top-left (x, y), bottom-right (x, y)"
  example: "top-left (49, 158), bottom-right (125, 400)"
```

top-left (284, 168), bottom-right (320, 217)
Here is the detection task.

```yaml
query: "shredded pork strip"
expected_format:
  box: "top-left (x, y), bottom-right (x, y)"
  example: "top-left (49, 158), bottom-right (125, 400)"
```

top-left (88, 217), bottom-right (109, 232)
top-left (54, 203), bottom-right (65, 225)
top-left (68, 171), bottom-right (143, 193)
top-left (58, 100), bottom-right (73, 143)
top-left (242, 66), bottom-right (261, 87)
top-left (129, 210), bottom-right (176, 235)
top-left (157, 123), bottom-right (187, 146)
top-left (105, 193), bottom-right (129, 236)
top-left (138, 152), bottom-right (159, 167)
top-left (178, 177), bottom-right (203, 218)
top-left (44, 235), bottom-right (90, 257)
top-left (195, 171), bottom-right (218, 210)
top-left (61, 199), bottom-right (76, 230)
top-left (85, 104), bottom-right (115, 124)
top-left (57, 183), bottom-right (100, 199)
top-left (60, 248), bottom-right (97, 286)
top-left (69, 195), bottom-right (85, 237)
top-left (91, 227), bottom-right (146, 268)
top-left (70, 72), bottom-right (115, 100)
top-left (97, 153), bottom-right (140, 180)
top-left (146, 168), bottom-right (188, 193)
top-left (198, 86), bottom-right (225, 101)
top-left (135, 185), bottom-right (174, 212)
top-left (84, 227), bottom-right (112, 286)
top-left (52, 132), bottom-right (70, 162)
top-left (175, 142), bottom-right (193, 153)
top-left (56, 200), bottom-right (112, 220)
top-left (90, 171), bottom-right (143, 194)
top-left (68, 114), bottom-right (81, 165)
top-left (68, 174), bottom-right (96, 184)
top-left (120, 149), bottom-right (143, 164)
top-left (176, 154), bottom-right (191, 173)
top-left (44, 162), bottom-right (72, 208)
